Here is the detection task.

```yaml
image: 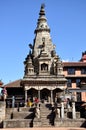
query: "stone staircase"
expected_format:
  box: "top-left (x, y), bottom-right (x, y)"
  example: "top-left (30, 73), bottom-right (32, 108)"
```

top-left (5, 107), bottom-right (35, 119)
top-left (4, 103), bottom-right (85, 128)
top-left (4, 107), bottom-right (35, 128)
top-left (40, 103), bottom-right (54, 127)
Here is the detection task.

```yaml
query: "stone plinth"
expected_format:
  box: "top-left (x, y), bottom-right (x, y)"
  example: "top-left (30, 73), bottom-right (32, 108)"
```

top-left (0, 101), bottom-right (5, 120)
top-left (3, 119), bottom-right (32, 128)
top-left (76, 112), bottom-right (80, 119)
top-left (33, 118), bottom-right (41, 127)
top-left (55, 119), bottom-right (86, 127)
top-left (0, 101), bottom-right (5, 127)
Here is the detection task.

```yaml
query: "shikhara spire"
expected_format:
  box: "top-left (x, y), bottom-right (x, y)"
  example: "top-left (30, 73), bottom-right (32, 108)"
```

top-left (35, 4), bottom-right (50, 33)
top-left (32, 4), bottom-right (54, 59)
top-left (24, 4), bottom-right (64, 77)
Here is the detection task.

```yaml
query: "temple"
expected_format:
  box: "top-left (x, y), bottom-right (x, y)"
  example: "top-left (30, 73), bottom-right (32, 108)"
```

top-left (21, 4), bottom-right (67, 105)
top-left (0, 4), bottom-right (86, 128)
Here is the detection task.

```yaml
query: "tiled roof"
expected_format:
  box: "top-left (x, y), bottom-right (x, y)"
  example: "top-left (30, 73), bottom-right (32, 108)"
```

top-left (3, 79), bottom-right (22, 88)
top-left (63, 62), bottom-right (86, 67)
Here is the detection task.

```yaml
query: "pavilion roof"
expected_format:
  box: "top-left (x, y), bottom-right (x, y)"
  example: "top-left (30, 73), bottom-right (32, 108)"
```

top-left (3, 79), bottom-right (22, 88)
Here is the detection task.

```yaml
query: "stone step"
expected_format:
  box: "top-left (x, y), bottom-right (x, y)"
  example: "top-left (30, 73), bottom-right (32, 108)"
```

top-left (5, 114), bottom-right (11, 119)
top-left (41, 115), bottom-right (51, 118)
top-left (41, 122), bottom-right (50, 125)
top-left (41, 113), bottom-right (51, 115)
top-left (41, 116), bottom-right (47, 119)
top-left (41, 120), bottom-right (49, 122)
top-left (41, 112), bottom-right (52, 114)
top-left (40, 108), bottom-right (50, 110)
top-left (41, 109), bottom-right (51, 112)
top-left (13, 111), bottom-right (33, 119)
top-left (41, 106), bottom-right (51, 108)
top-left (6, 107), bottom-right (32, 115)
top-left (40, 106), bottom-right (47, 108)
top-left (41, 112), bottom-right (51, 115)
top-left (41, 114), bottom-right (51, 116)
top-left (42, 124), bottom-right (50, 126)
top-left (41, 115), bottom-right (51, 117)
top-left (41, 119), bottom-right (51, 122)
top-left (41, 125), bottom-right (52, 127)
top-left (40, 107), bottom-right (51, 109)
top-left (41, 113), bottom-right (50, 116)
top-left (41, 108), bottom-right (51, 110)
top-left (41, 124), bottom-right (52, 127)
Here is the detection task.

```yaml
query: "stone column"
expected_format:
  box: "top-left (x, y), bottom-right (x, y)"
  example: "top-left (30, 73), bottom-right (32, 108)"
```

top-left (72, 102), bottom-right (76, 119)
top-left (38, 89), bottom-right (40, 102)
top-left (51, 90), bottom-right (53, 104)
top-left (12, 96), bottom-right (15, 108)
top-left (39, 63), bottom-right (41, 74)
top-left (61, 102), bottom-right (64, 119)
top-left (25, 90), bottom-right (27, 106)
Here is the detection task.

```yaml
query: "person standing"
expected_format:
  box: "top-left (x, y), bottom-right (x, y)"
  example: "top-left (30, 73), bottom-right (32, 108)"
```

top-left (1, 87), bottom-right (7, 101)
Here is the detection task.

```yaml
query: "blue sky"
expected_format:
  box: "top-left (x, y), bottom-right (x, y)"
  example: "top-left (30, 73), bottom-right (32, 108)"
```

top-left (0, 0), bottom-right (86, 84)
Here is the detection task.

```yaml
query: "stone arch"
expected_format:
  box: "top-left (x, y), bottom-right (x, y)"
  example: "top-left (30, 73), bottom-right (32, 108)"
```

top-left (41, 88), bottom-right (50, 101)
top-left (53, 88), bottom-right (64, 102)
top-left (27, 88), bottom-right (38, 102)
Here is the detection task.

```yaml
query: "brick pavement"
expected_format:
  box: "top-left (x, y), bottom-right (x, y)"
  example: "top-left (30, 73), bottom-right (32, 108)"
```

top-left (0, 127), bottom-right (86, 130)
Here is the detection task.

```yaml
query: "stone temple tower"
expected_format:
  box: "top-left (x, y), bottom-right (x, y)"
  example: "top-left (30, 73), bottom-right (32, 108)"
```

top-left (21, 4), bottom-right (67, 105)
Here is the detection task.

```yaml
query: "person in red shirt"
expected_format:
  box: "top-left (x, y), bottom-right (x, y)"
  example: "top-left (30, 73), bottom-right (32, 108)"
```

top-left (34, 97), bottom-right (39, 106)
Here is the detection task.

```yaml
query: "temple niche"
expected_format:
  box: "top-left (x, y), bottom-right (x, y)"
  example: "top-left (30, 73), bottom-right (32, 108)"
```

top-left (21, 4), bottom-right (67, 105)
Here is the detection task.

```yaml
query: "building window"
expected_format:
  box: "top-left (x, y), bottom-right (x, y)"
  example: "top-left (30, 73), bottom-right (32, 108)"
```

top-left (67, 79), bottom-right (72, 87)
top-left (77, 92), bottom-right (81, 102)
top-left (67, 68), bottom-right (75, 75)
top-left (81, 68), bottom-right (86, 74)
top-left (76, 79), bottom-right (81, 87)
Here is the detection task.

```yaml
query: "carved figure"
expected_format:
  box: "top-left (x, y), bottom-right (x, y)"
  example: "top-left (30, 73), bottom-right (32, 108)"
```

top-left (55, 108), bottom-right (60, 118)
top-left (35, 107), bottom-right (40, 119)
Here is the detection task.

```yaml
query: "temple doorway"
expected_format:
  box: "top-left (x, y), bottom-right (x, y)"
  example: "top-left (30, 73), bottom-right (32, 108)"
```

top-left (53, 88), bottom-right (64, 102)
top-left (41, 88), bottom-right (50, 102)
top-left (27, 88), bottom-right (38, 102)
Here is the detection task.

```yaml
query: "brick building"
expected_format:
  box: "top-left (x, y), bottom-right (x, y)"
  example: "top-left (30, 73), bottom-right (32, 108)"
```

top-left (63, 51), bottom-right (86, 102)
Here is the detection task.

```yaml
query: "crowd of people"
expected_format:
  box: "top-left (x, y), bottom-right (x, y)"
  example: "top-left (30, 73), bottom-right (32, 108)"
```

top-left (27, 97), bottom-right (39, 107)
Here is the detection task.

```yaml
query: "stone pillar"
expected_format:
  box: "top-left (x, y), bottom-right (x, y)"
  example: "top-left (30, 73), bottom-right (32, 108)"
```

top-left (12, 96), bottom-right (15, 108)
top-left (25, 90), bottom-right (27, 106)
top-left (72, 102), bottom-right (76, 119)
top-left (48, 96), bottom-right (51, 103)
top-left (39, 63), bottom-right (41, 74)
top-left (38, 90), bottom-right (40, 102)
top-left (61, 102), bottom-right (64, 119)
top-left (50, 90), bottom-right (53, 104)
